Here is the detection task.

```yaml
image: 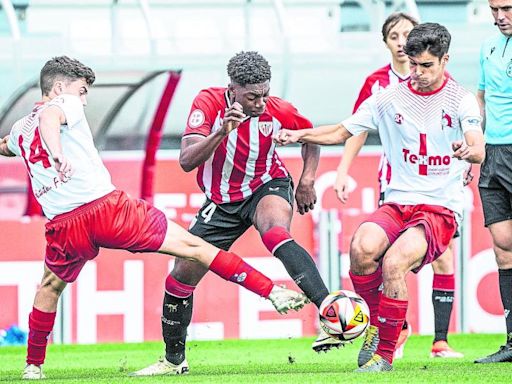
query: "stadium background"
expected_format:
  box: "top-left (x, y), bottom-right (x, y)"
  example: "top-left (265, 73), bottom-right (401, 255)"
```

top-left (0, 0), bottom-right (502, 344)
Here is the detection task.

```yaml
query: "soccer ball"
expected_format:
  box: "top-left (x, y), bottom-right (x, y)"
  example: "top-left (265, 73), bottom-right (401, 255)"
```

top-left (319, 290), bottom-right (370, 341)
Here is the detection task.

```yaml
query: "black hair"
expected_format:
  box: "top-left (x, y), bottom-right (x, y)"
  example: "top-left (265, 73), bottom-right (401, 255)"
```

top-left (227, 51), bottom-right (271, 86)
top-left (40, 56), bottom-right (95, 96)
top-left (382, 12), bottom-right (419, 42)
top-left (404, 22), bottom-right (451, 59)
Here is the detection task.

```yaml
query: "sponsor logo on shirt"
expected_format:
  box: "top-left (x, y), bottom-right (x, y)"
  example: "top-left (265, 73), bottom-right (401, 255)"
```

top-left (402, 148), bottom-right (451, 174)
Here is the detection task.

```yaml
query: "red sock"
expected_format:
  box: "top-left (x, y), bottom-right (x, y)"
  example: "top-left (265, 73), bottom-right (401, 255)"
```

top-left (349, 268), bottom-right (382, 325)
top-left (261, 226), bottom-right (293, 254)
top-left (433, 273), bottom-right (455, 291)
top-left (165, 274), bottom-right (195, 298)
top-left (208, 250), bottom-right (273, 297)
top-left (376, 295), bottom-right (408, 364)
top-left (26, 307), bottom-right (56, 366)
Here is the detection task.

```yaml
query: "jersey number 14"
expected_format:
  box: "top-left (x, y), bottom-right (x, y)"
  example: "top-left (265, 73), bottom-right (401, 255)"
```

top-left (18, 129), bottom-right (51, 177)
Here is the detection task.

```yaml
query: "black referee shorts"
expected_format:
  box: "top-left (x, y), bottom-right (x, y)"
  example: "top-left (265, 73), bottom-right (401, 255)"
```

top-left (479, 144), bottom-right (512, 227)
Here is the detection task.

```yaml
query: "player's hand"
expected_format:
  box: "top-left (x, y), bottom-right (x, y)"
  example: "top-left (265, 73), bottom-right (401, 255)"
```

top-left (334, 171), bottom-right (350, 204)
top-left (452, 140), bottom-right (473, 160)
top-left (273, 129), bottom-right (302, 146)
top-left (53, 153), bottom-right (73, 181)
top-left (0, 135), bottom-right (15, 157)
top-left (222, 102), bottom-right (246, 135)
top-left (295, 179), bottom-right (316, 215)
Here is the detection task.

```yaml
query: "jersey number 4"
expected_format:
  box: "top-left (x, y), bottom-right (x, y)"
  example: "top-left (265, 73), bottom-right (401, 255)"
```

top-left (18, 129), bottom-right (51, 177)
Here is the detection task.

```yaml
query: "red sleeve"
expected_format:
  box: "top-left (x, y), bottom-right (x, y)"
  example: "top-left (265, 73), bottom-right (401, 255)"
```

top-left (267, 97), bottom-right (312, 130)
top-left (183, 89), bottom-right (223, 137)
top-left (353, 77), bottom-right (374, 113)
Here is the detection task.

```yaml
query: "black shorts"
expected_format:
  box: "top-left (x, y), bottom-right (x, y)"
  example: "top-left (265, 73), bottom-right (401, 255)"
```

top-left (478, 144), bottom-right (512, 226)
top-left (189, 177), bottom-right (294, 250)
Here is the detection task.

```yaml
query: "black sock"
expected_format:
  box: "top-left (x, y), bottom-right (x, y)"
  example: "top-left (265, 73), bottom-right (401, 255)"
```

top-left (432, 289), bottom-right (454, 342)
top-left (273, 240), bottom-right (329, 308)
top-left (162, 292), bottom-right (193, 364)
top-left (498, 268), bottom-right (512, 345)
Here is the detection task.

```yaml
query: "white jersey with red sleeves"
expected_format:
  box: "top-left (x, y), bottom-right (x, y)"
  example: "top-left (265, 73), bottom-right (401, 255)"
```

top-left (183, 87), bottom-right (312, 204)
top-left (343, 78), bottom-right (482, 216)
top-left (7, 94), bottom-right (115, 219)
top-left (353, 64), bottom-right (410, 193)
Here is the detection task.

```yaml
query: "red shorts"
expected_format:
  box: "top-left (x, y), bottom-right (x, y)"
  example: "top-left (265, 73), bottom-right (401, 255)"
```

top-left (365, 203), bottom-right (457, 272)
top-left (45, 190), bottom-right (167, 282)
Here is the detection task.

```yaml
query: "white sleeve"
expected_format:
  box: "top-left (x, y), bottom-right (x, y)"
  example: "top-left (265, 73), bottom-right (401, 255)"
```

top-left (342, 94), bottom-right (379, 136)
top-left (48, 94), bottom-right (85, 129)
top-left (7, 128), bottom-right (20, 156)
top-left (458, 93), bottom-right (483, 133)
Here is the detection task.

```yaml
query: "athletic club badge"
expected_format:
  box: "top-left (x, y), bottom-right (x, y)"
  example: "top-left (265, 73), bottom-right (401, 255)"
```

top-left (394, 113), bottom-right (403, 125)
top-left (259, 122), bottom-right (273, 137)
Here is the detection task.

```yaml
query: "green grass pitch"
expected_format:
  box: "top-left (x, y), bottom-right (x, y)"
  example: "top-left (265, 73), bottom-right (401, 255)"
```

top-left (0, 334), bottom-right (510, 383)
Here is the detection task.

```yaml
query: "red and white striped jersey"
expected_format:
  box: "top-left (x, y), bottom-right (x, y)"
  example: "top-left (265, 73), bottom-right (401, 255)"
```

top-left (183, 87), bottom-right (312, 204)
top-left (343, 78), bottom-right (482, 216)
top-left (353, 64), bottom-right (410, 194)
top-left (7, 95), bottom-right (115, 219)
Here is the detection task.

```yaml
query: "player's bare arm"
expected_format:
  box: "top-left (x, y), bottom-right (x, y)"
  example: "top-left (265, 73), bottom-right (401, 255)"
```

top-left (179, 102), bottom-right (246, 172)
top-left (39, 106), bottom-right (73, 179)
top-left (0, 136), bottom-right (15, 157)
top-left (452, 130), bottom-right (485, 163)
top-left (476, 89), bottom-right (486, 128)
top-left (295, 143), bottom-right (320, 215)
top-left (334, 132), bottom-right (368, 204)
top-left (274, 123), bottom-right (353, 146)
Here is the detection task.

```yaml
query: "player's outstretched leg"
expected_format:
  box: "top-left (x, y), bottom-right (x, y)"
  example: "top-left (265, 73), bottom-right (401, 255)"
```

top-left (260, 226), bottom-right (342, 352)
top-left (130, 221), bottom-right (308, 377)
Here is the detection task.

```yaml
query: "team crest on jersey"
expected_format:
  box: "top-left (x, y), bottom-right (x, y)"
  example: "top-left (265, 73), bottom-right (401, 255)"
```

top-left (507, 61), bottom-right (512, 78)
top-left (188, 109), bottom-right (205, 128)
top-left (394, 113), bottom-right (404, 125)
top-left (441, 110), bottom-right (453, 129)
top-left (259, 122), bottom-right (273, 136)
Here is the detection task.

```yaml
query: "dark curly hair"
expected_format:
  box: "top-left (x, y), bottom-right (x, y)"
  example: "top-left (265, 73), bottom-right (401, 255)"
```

top-left (404, 23), bottom-right (451, 59)
top-left (40, 56), bottom-right (95, 96)
top-left (227, 51), bottom-right (271, 86)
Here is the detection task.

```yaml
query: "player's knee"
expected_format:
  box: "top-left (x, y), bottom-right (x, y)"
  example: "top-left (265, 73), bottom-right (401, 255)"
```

top-left (350, 232), bottom-right (381, 265)
top-left (39, 273), bottom-right (66, 298)
top-left (171, 259), bottom-right (208, 287)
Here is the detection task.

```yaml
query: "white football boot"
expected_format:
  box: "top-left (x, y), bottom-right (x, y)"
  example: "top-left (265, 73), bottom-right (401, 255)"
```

top-left (129, 358), bottom-right (189, 376)
top-left (22, 364), bottom-right (45, 380)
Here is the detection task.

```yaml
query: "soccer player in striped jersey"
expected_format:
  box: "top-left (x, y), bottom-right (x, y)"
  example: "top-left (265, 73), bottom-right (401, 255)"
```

top-left (275, 23), bottom-right (485, 372)
top-left (335, 12), bottom-right (464, 360)
top-left (132, 51), bottom-right (335, 377)
top-left (0, 56), bottom-right (309, 380)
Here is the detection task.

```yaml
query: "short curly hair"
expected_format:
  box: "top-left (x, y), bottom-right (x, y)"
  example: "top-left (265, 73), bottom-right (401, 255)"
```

top-left (227, 51), bottom-right (271, 86)
top-left (405, 23), bottom-right (451, 59)
top-left (40, 56), bottom-right (95, 96)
